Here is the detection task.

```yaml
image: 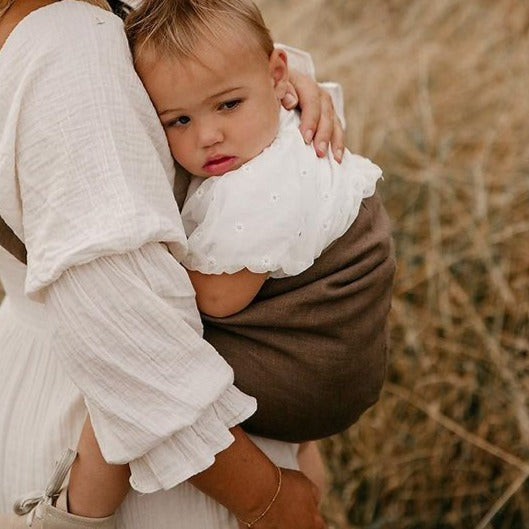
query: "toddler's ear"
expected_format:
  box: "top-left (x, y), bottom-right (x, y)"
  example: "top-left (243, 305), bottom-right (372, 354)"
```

top-left (269, 49), bottom-right (289, 99)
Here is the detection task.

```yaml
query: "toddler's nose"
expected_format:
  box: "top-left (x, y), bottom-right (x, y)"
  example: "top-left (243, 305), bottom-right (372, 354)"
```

top-left (198, 121), bottom-right (223, 148)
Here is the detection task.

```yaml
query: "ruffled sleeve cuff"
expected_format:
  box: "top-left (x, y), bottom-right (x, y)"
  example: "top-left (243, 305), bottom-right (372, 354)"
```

top-left (129, 385), bottom-right (256, 493)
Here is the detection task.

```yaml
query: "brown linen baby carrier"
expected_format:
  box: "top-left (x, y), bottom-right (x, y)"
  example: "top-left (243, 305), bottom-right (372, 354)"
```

top-left (203, 193), bottom-right (395, 442)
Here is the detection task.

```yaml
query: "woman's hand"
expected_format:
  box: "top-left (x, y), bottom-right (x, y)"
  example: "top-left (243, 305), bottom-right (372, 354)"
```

top-left (188, 427), bottom-right (324, 529)
top-left (238, 468), bottom-right (325, 529)
top-left (283, 69), bottom-right (344, 163)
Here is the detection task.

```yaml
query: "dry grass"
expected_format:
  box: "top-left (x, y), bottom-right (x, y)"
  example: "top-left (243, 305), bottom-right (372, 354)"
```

top-left (254, 0), bottom-right (529, 527)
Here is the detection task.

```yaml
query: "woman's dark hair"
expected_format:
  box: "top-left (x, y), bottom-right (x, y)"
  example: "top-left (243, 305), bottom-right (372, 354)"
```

top-left (108, 0), bottom-right (133, 20)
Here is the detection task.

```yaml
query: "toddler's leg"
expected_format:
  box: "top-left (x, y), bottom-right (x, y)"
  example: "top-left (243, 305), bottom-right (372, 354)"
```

top-left (3, 428), bottom-right (126, 528)
top-left (68, 418), bottom-right (131, 517)
top-left (297, 441), bottom-right (327, 498)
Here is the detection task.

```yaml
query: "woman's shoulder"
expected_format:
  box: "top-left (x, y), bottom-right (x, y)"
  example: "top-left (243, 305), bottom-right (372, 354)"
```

top-left (1, 1), bottom-right (127, 65)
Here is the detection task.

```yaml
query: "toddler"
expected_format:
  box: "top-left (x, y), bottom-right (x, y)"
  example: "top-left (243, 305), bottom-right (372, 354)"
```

top-left (129, 0), bottom-right (380, 317)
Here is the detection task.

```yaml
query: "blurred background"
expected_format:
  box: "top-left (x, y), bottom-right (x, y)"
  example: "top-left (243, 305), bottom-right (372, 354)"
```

top-left (254, 0), bottom-right (529, 527)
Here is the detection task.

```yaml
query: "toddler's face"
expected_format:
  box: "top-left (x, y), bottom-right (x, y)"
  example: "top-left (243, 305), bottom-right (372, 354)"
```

top-left (136, 37), bottom-right (289, 177)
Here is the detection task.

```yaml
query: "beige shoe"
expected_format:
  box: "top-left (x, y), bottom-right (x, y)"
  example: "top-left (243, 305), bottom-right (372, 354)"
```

top-left (0, 449), bottom-right (115, 529)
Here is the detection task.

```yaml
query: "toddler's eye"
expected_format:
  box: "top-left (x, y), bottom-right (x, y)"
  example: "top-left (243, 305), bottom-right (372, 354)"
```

top-left (168, 115), bottom-right (191, 127)
top-left (219, 99), bottom-right (241, 111)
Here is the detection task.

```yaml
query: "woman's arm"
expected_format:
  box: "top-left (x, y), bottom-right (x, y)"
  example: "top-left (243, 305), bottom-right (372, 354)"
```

top-left (189, 426), bottom-right (324, 528)
top-left (187, 268), bottom-right (267, 317)
top-left (47, 244), bottom-right (324, 528)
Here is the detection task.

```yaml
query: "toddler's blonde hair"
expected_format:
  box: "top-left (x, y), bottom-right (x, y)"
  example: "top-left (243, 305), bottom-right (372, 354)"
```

top-left (125, 0), bottom-right (274, 62)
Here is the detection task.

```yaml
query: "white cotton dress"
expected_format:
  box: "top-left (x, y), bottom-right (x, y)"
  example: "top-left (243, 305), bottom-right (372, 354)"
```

top-left (0, 2), bottom-right (298, 527)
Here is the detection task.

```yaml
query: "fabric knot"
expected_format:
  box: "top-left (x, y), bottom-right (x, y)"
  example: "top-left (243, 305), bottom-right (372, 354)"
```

top-left (14, 494), bottom-right (47, 516)
top-left (13, 449), bottom-right (77, 526)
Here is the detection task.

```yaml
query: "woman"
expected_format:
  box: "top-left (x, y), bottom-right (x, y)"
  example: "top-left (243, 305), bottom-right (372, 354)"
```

top-left (0, 0), bottom-right (343, 527)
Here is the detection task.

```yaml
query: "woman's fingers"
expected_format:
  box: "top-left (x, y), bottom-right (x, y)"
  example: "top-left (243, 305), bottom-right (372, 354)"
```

top-left (281, 81), bottom-right (299, 110)
top-left (298, 88), bottom-right (321, 146)
top-left (311, 90), bottom-right (335, 158)
top-left (313, 90), bottom-right (345, 163)
top-left (330, 114), bottom-right (345, 163)
top-left (289, 69), bottom-right (320, 145)
top-left (288, 69), bottom-right (345, 162)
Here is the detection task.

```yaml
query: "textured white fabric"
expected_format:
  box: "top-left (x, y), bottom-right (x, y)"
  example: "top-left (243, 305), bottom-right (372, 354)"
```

top-left (0, 0), bottom-right (187, 298)
top-left (0, 0), bottom-right (261, 497)
top-left (182, 108), bottom-right (381, 277)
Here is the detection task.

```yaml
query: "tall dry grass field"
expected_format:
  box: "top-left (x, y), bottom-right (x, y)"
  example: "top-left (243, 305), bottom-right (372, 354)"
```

top-left (1, 0), bottom-right (528, 527)
top-left (254, 0), bottom-right (529, 527)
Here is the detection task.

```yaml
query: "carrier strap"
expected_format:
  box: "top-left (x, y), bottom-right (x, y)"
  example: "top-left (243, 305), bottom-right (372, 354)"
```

top-left (0, 215), bottom-right (27, 264)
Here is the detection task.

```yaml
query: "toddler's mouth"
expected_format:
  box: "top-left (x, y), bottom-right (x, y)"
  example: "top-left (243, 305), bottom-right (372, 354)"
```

top-left (203, 155), bottom-right (238, 175)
